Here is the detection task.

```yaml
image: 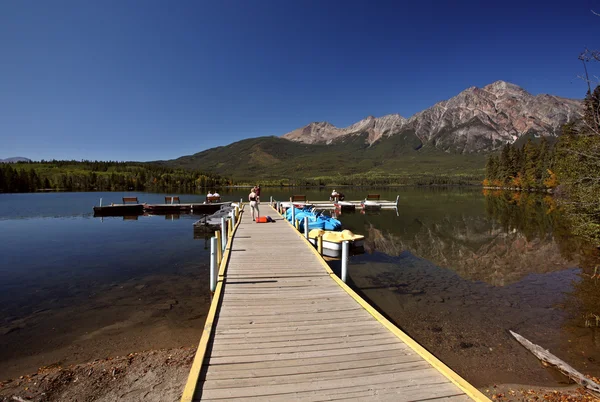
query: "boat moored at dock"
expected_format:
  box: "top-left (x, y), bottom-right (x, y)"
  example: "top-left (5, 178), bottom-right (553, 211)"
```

top-left (144, 202), bottom-right (230, 215)
top-left (308, 228), bottom-right (365, 257)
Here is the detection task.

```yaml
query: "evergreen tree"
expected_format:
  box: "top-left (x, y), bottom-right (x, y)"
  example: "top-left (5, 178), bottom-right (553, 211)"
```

top-left (523, 139), bottom-right (540, 188)
top-left (498, 144), bottom-right (511, 184)
top-left (485, 155), bottom-right (498, 182)
top-left (0, 167), bottom-right (6, 192)
top-left (538, 137), bottom-right (551, 186)
top-left (553, 84), bottom-right (600, 242)
top-left (583, 85), bottom-right (600, 133)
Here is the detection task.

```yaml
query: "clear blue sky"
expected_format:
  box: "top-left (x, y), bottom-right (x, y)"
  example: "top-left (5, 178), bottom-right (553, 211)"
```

top-left (1, 0), bottom-right (599, 161)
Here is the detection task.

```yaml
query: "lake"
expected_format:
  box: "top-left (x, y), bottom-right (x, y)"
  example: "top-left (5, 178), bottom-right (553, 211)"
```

top-left (0, 188), bottom-right (599, 388)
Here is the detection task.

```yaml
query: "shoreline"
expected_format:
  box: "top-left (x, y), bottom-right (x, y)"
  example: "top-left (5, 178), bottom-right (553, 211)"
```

top-left (0, 348), bottom-right (596, 402)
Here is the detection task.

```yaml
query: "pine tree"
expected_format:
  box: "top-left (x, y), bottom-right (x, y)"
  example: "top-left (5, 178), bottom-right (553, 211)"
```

top-left (523, 139), bottom-right (540, 188)
top-left (485, 155), bottom-right (498, 182)
top-left (583, 85), bottom-right (600, 134)
top-left (498, 144), bottom-right (511, 184)
top-left (538, 137), bottom-right (551, 186)
top-left (0, 167), bottom-right (6, 192)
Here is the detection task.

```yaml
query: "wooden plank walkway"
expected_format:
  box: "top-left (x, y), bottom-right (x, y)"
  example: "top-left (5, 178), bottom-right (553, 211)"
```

top-left (182, 205), bottom-right (490, 401)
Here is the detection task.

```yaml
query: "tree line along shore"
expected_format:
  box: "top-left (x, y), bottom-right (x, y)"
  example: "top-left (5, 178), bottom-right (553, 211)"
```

top-left (0, 161), bottom-right (227, 193)
top-left (484, 85), bottom-right (600, 243)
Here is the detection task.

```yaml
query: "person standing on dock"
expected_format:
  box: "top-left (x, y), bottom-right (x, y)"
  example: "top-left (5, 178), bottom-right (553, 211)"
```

top-left (249, 187), bottom-right (260, 221)
top-left (330, 189), bottom-right (339, 201)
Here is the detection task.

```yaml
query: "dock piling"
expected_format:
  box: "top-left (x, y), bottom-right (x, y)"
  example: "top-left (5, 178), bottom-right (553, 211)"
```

top-left (210, 237), bottom-right (218, 292)
top-left (231, 210), bottom-right (236, 227)
top-left (295, 219), bottom-right (299, 230)
top-left (99, 198), bottom-right (102, 207)
top-left (341, 241), bottom-right (349, 283)
top-left (221, 218), bottom-right (227, 251)
top-left (227, 219), bottom-right (232, 238)
top-left (317, 234), bottom-right (323, 255)
top-left (215, 230), bottom-right (222, 262)
top-left (291, 200), bottom-right (296, 225)
top-left (304, 216), bottom-right (309, 239)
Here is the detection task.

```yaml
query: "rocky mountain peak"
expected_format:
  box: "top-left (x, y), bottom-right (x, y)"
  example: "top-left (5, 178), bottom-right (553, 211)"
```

top-left (483, 80), bottom-right (531, 98)
top-left (282, 81), bottom-right (582, 152)
top-left (282, 114), bottom-right (407, 145)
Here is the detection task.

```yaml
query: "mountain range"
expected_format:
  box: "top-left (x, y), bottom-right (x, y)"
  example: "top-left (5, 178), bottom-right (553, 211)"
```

top-left (282, 81), bottom-right (581, 152)
top-left (0, 157), bottom-right (31, 163)
top-left (167, 81), bottom-right (582, 182)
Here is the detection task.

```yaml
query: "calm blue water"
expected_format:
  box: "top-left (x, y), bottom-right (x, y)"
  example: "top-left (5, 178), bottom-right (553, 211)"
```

top-left (0, 188), bottom-right (598, 386)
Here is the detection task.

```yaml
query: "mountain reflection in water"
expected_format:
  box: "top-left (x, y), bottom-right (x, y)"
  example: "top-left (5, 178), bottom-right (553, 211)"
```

top-left (360, 191), bottom-right (584, 286)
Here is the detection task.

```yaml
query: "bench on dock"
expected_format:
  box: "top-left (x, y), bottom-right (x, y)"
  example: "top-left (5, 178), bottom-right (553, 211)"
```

top-left (122, 197), bottom-right (139, 204)
top-left (206, 195), bottom-right (221, 203)
top-left (165, 196), bottom-right (180, 204)
top-left (366, 194), bottom-right (380, 200)
top-left (290, 195), bottom-right (307, 202)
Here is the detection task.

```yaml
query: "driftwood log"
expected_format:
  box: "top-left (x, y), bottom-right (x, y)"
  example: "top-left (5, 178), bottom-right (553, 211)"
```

top-left (510, 330), bottom-right (600, 396)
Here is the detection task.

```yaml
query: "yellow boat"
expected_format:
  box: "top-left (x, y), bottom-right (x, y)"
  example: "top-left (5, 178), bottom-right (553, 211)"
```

top-left (308, 229), bottom-right (365, 257)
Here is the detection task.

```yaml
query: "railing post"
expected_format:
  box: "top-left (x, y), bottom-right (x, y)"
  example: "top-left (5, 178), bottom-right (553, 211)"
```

top-left (221, 218), bottom-right (227, 251)
top-left (341, 241), bottom-right (349, 283)
top-left (240, 198), bottom-right (243, 206)
top-left (270, 195), bottom-right (273, 205)
top-left (100, 198), bottom-right (102, 207)
top-left (317, 234), bottom-right (323, 256)
top-left (210, 237), bottom-right (218, 292)
top-left (228, 218), bottom-right (232, 238)
top-left (291, 203), bottom-right (295, 225)
top-left (295, 219), bottom-right (299, 230)
top-left (215, 230), bottom-right (222, 262)
top-left (304, 216), bottom-right (309, 239)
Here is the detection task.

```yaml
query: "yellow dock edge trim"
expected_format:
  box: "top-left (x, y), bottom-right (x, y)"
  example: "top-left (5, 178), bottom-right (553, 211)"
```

top-left (274, 205), bottom-right (491, 402)
top-left (180, 207), bottom-right (244, 402)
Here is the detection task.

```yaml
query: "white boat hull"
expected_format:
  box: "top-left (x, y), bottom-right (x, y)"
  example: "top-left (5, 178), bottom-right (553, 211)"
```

top-left (308, 238), bottom-right (365, 257)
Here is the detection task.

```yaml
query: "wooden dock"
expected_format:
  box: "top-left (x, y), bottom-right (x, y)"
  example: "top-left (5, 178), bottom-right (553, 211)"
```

top-left (280, 199), bottom-right (399, 210)
top-left (182, 205), bottom-right (490, 401)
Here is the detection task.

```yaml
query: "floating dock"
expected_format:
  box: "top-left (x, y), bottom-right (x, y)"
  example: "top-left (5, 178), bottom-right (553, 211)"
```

top-left (93, 202), bottom-right (231, 217)
top-left (280, 196), bottom-right (399, 210)
top-left (92, 203), bottom-right (145, 216)
top-left (181, 205), bottom-right (489, 401)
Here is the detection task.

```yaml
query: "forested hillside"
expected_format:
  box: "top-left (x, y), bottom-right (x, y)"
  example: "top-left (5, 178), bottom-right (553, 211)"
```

top-left (165, 133), bottom-right (486, 186)
top-left (0, 161), bottom-right (227, 193)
